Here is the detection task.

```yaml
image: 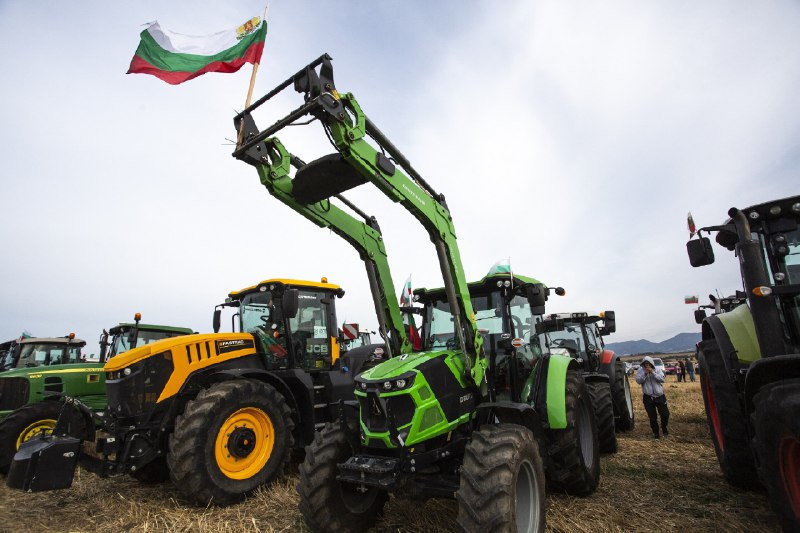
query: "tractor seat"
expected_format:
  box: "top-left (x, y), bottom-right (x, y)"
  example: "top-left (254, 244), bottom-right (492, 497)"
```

top-left (293, 153), bottom-right (368, 205)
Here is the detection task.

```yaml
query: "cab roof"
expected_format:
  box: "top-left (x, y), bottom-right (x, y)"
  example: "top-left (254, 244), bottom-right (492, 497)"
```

top-left (229, 278), bottom-right (342, 299)
top-left (414, 272), bottom-right (542, 300)
top-left (19, 337), bottom-right (86, 345)
top-left (109, 323), bottom-right (194, 334)
top-left (543, 312), bottom-right (603, 325)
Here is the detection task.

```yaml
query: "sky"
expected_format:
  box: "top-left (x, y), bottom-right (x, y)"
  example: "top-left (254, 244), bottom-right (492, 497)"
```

top-left (0, 1), bottom-right (798, 354)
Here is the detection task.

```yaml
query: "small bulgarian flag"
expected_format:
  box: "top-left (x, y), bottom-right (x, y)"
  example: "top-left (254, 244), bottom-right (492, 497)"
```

top-left (399, 275), bottom-right (413, 307)
top-left (487, 258), bottom-right (511, 276)
top-left (127, 15), bottom-right (267, 85)
top-left (685, 295), bottom-right (699, 304)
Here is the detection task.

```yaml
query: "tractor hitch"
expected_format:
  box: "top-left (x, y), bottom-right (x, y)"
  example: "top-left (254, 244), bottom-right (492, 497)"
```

top-left (338, 455), bottom-right (401, 490)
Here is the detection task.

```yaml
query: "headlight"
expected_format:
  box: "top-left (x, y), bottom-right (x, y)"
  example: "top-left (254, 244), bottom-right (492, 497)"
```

top-left (123, 367), bottom-right (132, 376)
top-left (395, 379), bottom-right (407, 389)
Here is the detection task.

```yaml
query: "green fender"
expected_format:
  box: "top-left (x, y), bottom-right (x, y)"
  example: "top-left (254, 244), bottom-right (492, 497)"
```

top-left (713, 304), bottom-right (762, 365)
top-left (522, 354), bottom-right (574, 430)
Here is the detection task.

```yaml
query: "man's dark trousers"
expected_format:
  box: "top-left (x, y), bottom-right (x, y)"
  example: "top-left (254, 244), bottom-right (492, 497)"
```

top-left (643, 394), bottom-right (669, 436)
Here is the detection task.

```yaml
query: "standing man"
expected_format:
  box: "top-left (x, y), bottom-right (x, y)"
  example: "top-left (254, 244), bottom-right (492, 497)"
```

top-left (636, 356), bottom-right (670, 438)
top-left (686, 359), bottom-right (696, 382)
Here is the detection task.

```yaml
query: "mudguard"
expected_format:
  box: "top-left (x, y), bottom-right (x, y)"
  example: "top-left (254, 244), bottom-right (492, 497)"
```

top-left (703, 304), bottom-right (762, 369)
top-left (545, 354), bottom-right (577, 429)
top-left (598, 349), bottom-right (618, 382)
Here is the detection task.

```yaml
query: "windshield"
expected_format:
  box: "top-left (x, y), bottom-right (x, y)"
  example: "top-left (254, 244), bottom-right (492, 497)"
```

top-left (16, 342), bottom-right (83, 368)
top-left (108, 328), bottom-right (189, 358)
top-left (779, 228), bottom-right (800, 345)
top-left (422, 290), bottom-right (541, 357)
top-left (423, 297), bottom-right (456, 350)
top-left (653, 358), bottom-right (664, 367)
top-left (534, 322), bottom-right (585, 357)
top-left (240, 291), bottom-right (275, 333)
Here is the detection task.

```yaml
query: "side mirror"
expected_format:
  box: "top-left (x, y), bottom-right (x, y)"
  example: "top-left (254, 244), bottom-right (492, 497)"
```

top-left (282, 289), bottom-right (299, 319)
top-left (600, 310), bottom-right (616, 335)
top-left (526, 283), bottom-right (547, 316)
top-left (694, 309), bottom-right (707, 324)
top-left (687, 237), bottom-right (715, 267)
top-left (213, 308), bottom-right (222, 333)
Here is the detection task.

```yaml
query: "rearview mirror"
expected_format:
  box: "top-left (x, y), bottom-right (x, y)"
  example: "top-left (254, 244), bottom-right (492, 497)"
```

top-left (213, 309), bottom-right (222, 333)
top-left (694, 309), bottom-right (707, 324)
top-left (282, 289), bottom-right (299, 319)
top-left (600, 310), bottom-right (616, 335)
top-left (687, 237), bottom-right (715, 267)
top-left (526, 283), bottom-right (547, 315)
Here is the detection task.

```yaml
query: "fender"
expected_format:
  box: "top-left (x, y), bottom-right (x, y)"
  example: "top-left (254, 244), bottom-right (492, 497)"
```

top-left (598, 349), bottom-right (618, 382)
top-left (703, 304), bottom-right (762, 368)
top-left (545, 354), bottom-right (578, 430)
top-left (744, 354), bottom-right (800, 415)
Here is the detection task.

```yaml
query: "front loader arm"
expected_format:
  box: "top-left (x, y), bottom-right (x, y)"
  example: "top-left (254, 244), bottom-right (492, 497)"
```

top-left (235, 129), bottom-right (409, 357)
top-left (233, 54), bottom-right (484, 385)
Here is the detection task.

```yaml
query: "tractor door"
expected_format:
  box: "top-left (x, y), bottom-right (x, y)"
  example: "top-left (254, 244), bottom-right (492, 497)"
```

top-left (288, 289), bottom-right (339, 370)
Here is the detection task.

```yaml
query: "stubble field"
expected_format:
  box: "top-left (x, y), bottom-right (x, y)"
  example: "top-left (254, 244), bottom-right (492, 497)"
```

top-left (0, 379), bottom-right (781, 532)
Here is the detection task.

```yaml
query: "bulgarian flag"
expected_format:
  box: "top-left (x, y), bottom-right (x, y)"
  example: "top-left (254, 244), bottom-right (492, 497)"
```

top-left (399, 275), bottom-right (413, 307)
top-left (487, 258), bottom-right (511, 276)
top-left (685, 295), bottom-right (699, 304)
top-left (127, 15), bottom-right (267, 85)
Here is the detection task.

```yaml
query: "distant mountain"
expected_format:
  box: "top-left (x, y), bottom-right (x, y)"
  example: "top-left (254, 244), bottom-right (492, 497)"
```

top-left (605, 332), bottom-right (701, 355)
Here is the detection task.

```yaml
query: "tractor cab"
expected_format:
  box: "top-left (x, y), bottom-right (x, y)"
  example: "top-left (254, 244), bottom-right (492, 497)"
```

top-left (534, 312), bottom-right (615, 369)
top-left (415, 273), bottom-right (556, 403)
top-left (693, 293), bottom-right (747, 324)
top-left (13, 335), bottom-right (86, 369)
top-left (217, 278), bottom-right (344, 370)
top-left (100, 314), bottom-right (195, 362)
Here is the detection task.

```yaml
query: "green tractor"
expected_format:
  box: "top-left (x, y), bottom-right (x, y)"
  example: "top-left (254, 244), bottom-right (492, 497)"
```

top-left (232, 54), bottom-right (601, 531)
top-left (0, 318), bottom-right (193, 474)
top-left (687, 196), bottom-right (800, 530)
top-left (534, 310), bottom-right (634, 453)
top-left (413, 272), bottom-right (602, 488)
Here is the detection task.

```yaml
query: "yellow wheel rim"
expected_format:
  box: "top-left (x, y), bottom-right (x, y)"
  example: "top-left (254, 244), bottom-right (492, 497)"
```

top-left (214, 407), bottom-right (275, 480)
top-left (16, 419), bottom-right (57, 449)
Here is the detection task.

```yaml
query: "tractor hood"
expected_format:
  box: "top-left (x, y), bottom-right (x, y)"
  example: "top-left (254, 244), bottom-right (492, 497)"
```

top-left (105, 332), bottom-right (256, 371)
top-left (360, 351), bottom-right (446, 380)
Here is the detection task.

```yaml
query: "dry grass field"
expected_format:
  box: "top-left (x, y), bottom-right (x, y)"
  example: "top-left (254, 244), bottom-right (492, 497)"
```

top-left (0, 379), bottom-right (781, 532)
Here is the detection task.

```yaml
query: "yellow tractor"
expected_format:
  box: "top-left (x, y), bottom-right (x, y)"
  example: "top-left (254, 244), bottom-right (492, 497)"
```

top-left (8, 277), bottom-right (387, 506)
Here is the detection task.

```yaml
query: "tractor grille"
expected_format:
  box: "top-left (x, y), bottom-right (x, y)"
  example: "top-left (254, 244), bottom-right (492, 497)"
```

top-left (0, 377), bottom-right (29, 411)
top-left (358, 392), bottom-right (415, 433)
top-left (106, 351), bottom-right (174, 417)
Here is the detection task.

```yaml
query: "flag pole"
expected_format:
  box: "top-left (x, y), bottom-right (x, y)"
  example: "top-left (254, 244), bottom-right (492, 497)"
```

top-left (238, 4), bottom-right (269, 146)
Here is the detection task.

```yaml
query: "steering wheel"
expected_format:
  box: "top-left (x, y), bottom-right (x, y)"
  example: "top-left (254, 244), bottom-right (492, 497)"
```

top-left (260, 315), bottom-right (271, 325)
top-left (446, 337), bottom-right (457, 350)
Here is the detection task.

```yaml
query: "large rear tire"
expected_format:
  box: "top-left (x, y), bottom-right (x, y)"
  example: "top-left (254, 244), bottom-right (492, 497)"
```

top-left (0, 401), bottom-right (88, 475)
top-left (586, 380), bottom-right (617, 454)
top-left (544, 369), bottom-right (600, 496)
top-left (697, 340), bottom-right (760, 489)
top-left (167, 379), bottom-right (294, 506)
top-left (610, 360), bottom-right (635, 431)
top-left (752, 379), bottom-right (800, 532)
top-left (298, 422), bottom-right (387, 533)
top-left (457, 424), bottom-right (546, 533)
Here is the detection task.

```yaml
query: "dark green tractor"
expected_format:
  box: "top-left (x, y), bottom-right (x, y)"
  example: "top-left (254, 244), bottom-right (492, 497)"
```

top-left (687, 196), bottom-right (800, 531)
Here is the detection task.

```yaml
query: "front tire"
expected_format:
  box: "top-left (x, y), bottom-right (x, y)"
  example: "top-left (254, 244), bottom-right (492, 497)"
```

top-left (167, 379), bottom-right (294, 506)
top-left (610, 360), bottom-right (635, 431)
top-left (697, 340), bottom-right (760, 489)
top-left (586, 380), bottom-right (617, 454)
top-left (457, 424), bottom-right (546, 533)
top-left (0, 402), bottom-right (87, 475)
top-left (752, 379), bottom-right (800, 532)
top-left (298, 422), bottom-right (388, 533)
top-left (544, 369), bottom-right (600, 496)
